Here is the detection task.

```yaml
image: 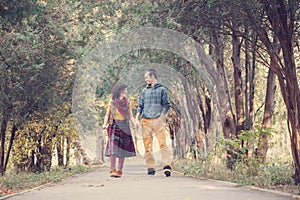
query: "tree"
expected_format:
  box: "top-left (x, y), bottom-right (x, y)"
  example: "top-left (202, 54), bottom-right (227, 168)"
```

top-left (0, 0), bottom-right (83, 173)
top-left (241, 0), bottom-right (300, 182)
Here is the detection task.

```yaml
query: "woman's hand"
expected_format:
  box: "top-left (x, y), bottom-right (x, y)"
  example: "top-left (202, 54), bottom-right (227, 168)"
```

top-left (102, 125), bottom-right (108, 135)
top-left (103, 128), bottom-right (107, 133)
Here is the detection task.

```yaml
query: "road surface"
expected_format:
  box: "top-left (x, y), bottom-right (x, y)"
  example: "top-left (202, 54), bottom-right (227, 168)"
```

top-left (1, 159), bottom-right (296, 200)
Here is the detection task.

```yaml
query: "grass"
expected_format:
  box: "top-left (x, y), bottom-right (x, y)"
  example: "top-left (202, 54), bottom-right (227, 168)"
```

top-left (172, 157), bottom-right (298, 195)
top-left (0, 165), bottom-right (91, 197)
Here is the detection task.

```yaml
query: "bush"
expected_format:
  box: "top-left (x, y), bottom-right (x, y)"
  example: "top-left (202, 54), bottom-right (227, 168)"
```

top-left (173, 156), bottom-right (294, 189)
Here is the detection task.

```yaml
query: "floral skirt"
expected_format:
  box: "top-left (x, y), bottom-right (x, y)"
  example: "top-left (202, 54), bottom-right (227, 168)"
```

top-left (105, 119), bottom-right (136, 158)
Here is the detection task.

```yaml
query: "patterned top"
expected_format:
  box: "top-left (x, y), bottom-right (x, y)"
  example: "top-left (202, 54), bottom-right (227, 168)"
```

top-left (137, 83), bottom-right (171, 119)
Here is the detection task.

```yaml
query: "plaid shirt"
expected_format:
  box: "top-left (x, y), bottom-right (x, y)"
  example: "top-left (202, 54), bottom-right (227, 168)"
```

top-left (137, 83), bottom-right (170, 119)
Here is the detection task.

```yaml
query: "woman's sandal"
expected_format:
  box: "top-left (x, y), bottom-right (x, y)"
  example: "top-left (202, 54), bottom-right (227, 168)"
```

top-left (110, 168), bottom-right (117, 177)
top-left (115, 170), bottom-right (122, 178)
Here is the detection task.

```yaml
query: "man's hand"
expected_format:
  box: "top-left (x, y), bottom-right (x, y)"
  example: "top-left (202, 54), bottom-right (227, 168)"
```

top-left (158, 114), bottom-right (166, 123)
top-left (134, 113), bottom-right (140, 129)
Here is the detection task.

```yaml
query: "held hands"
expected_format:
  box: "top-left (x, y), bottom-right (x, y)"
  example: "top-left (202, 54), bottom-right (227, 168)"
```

top-left (134, 119), bottom-right (140, 129)
top-left (130, 117), bottom-right (139, 129)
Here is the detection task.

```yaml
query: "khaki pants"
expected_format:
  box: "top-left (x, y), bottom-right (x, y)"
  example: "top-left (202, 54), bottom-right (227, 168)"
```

top-left (141, 118), bottom-right (171, 169)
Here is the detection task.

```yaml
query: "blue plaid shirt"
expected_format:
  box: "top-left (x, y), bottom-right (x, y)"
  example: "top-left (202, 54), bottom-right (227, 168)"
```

top-left (137, 83), bottom-right (171, 119)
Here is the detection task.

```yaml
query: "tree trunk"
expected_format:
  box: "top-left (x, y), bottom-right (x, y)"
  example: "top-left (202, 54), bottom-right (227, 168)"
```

top-left (281, 46), bottom-right (300, 183)
top-left (197, 92), bottom-right (211, 156)
top-left (74, 140), bottom-right (94, 165)
top-left (248, 34), bottom-right (257, 155)
top-left (257, 69), bottom-right (276, 161)
top-left (0, 117), bottom-right (7, 175)
top-left (35, 125), bottom-right (53, 172)
top-left (65, 136), bottom-right (71, 166)
top-left (182, 78), bottom-right (200, 157)
top-left (244, 28), bottom-right (251, 132)
top-left (232, 30), bottom-right (244, 138)
top-left (260, 0), bottom-right (300, 183)
top-left (168, 103), bottom-right (181, 158)
top-left (56, 136), bottom-right (64, 166)
top-left (244, 28), bottom-right (256, 158)
top-left (279, 57), bottom-right (300, 183)
top-left (35, 133), bottom-right (43, 172)
top-left (3, 124), bottom-right (17, 173)
top-left (210, 29), bottom-right (237, 168)
top-left (43, 136), bottom-right (53, 171)
top-left (257, 37), bottom-right (279, 161)
top-left (28, 150), bottom-right (35, 171)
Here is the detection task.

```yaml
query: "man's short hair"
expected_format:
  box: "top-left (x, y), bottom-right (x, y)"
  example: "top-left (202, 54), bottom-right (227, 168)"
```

top-left (147, 68), bottom-right (157, 79)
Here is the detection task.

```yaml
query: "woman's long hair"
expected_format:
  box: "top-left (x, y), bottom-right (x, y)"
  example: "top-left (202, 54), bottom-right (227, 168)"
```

top-left (112, 83), bottom-right (127, 99)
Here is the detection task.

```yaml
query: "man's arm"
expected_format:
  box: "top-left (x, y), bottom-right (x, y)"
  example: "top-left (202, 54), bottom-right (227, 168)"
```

top-left (161, 88), bottom-right (171, 115)
top-left (135, 91), bottom-right (144, 128)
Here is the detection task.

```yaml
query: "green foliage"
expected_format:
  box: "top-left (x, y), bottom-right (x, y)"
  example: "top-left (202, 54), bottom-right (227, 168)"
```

top-left (173, 156), bottom-right (294, 189)
top-left (175, 131), bottom-right (294, 188)
top-left (214, 125), bottom-right (274, 162)
top-left (11, 105), bottom-right (78, 172)
top-left (0, 0), bottom-right (108, 173)
top-left (239, 125), bottom-right (273, 147)
top-left (263, 162), bottom-right (293, 185)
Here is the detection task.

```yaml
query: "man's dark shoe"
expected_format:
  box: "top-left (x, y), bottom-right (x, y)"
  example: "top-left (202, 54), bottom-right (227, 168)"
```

top-left (163, 165), bottom-right (172, 177)
top-left (147, 168), bottom-right (156, 175)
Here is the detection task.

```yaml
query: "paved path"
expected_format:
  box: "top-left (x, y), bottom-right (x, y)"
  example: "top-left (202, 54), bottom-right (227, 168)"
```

top-left (3, 159), bottom-right (295, 200)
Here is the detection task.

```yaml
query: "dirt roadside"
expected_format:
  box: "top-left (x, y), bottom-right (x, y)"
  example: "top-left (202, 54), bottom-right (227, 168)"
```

top-left (1, 159), bottom-right (298, 200)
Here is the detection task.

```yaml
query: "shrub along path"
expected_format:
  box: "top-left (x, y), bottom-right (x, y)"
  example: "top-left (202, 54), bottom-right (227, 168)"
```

top-left (1, 159), bottom-right (296, 200)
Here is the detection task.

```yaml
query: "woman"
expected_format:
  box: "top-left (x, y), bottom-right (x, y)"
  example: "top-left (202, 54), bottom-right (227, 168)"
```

top-left (102, 83), bottom-right (136, 178)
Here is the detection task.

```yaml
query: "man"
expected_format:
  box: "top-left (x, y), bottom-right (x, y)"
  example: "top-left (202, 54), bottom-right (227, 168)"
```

top-left (135, 68), bottom-right (172, 177)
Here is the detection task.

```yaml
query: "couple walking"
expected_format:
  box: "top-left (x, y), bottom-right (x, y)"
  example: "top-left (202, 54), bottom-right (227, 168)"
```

top-left (102, 69), bottom-right (172, 178)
